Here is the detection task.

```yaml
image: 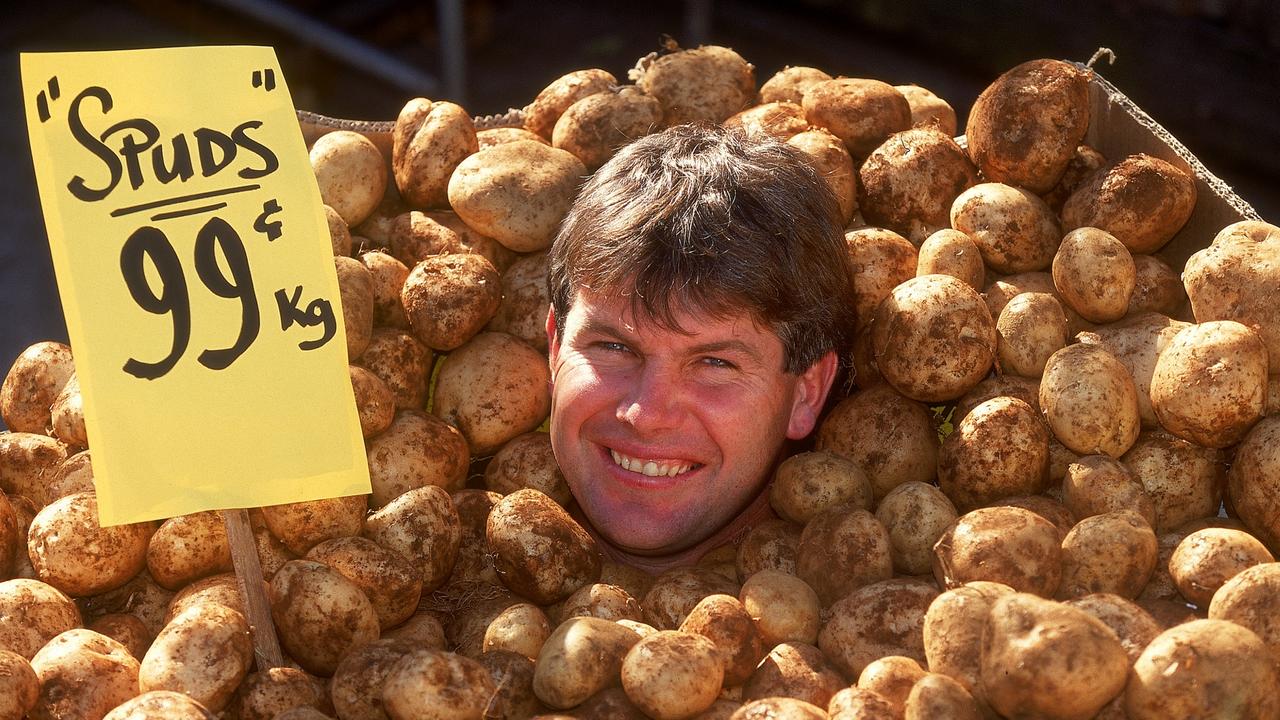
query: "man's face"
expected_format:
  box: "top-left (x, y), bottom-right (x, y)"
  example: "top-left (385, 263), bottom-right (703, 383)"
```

top-left (547, 287), bottom-right (835, 556)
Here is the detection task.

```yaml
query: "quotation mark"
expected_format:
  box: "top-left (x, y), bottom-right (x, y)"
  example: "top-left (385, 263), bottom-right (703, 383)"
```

top-left (251, 68), bottom-right (276, 92)
top-left (36, 76), bottom-right (60, 123)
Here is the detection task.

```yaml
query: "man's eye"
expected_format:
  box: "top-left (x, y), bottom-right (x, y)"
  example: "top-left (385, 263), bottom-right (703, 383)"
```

top-left (701, 356), bottom-right (737, 370)
top-left (597, 341), bottom-right (630, 354)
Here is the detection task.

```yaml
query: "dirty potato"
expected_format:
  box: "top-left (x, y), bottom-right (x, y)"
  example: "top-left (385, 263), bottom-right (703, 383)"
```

top-left (1169, 528), bottom-right (1274, 607)
top-left (138, 603), bottom-right (253, 712)
top-left (843, 226), bottom-right (917, 333)
top-left (533, 616), bottom-right (640, 709)
top-left (759, 66), bottom-right (833, 105)
top-left (724, 101), bottom-right (810, 141)
top-left (392, 98), bottom-right (477, 209)
top-left (916, 229), bottom-right (984, 291)
top-left (335, 256), bottom-right (375, 360)
top-left (1061, 454), bottom-right (1156, 527)
top-left (622, 630), bottom-right (724, 719)
top-left (485, 251), bottom-right (552, 352)
top-left (359, 250), bottom-right (410, 328)
top-left (310, 130), bottom-right (387, 227)
top-left (146, 511), bottom-right (232, 591)
top-left (485, 432), bottom-right (570, 507)
top-left (401, 253), bottom-right (502, 352)
top-left (1040, 343), bottom-right (1141, 457)
top-left (802, 78), bottom-right (910, 158)
top-left (364, 484), bottom-right (461, 592)
top-left (553, 86), bottom-right (662, 170)
top-left (634, 44), bottom-right (755, 127)
top-left (483, 602), bottom-right (551, 660)
top-left (28, 491), bottom-right (152, 597)
top-left (358, 328), bottom-right (433, 411)
top-left (1183, 221), bottom-right (1280, 367)
top-left (786, 128), bottom-right (857, 224)
top-left (816, 385), bottom-right (938, 499)
top-left (1227, 417), bottom-right (1280, 561)
top-left (922, 581), bottom-right (1015, 700)
top-left (819, 578), bottom-right (938, 678)
top-left (487, 489), bottom-right (601, 605)
top-left (1057, 511), bottom-right (1158, 600)
top-left (268, 560), bottom-right (381, 677)
top-left (366, 410), bottom-right (470, 507)
top-left (1, 341), bottom-right (74, 435)
top-left (1063, 154), bottom-right (1197, 254)
top-left (895, 84), bottom-right (958, 136)
top-left (933, 507), bottom-right (1061, 597)
top-left (951, 182), bottom-right (1061, 274)
top-left (259, 493), bottom-right (365, 557)
top-left (876, 482), bottom-right (959, 576)
top-left (433, 332), bottom-right (552, 455)
top-left (769, 450), bottom-right (872, 525)
top-left (796, 508), bottom-right (892, 607)
top-left (382, 648), bottom-right (496, 720)
top-left (679, 594), bottom-right (766, 687)
top-left (0, 578), bottom-right (82, 659)
top-left (858, 126), bottom-right (978, 243)
top-left (349, 365), bottom-right (396, 438)
top-left (29, 628), bottom-right (140, 720)
top-left (938, 397), bottom-right (1049, 511)
top-left (996, 292), bottom-right (1068, 377)
top-left (307, 536), bottom-right (423, 630)
top-left (1150, 320), bottom-right (1267, 449)
top-left (524, 68), bottom-right (618, 140)
top-left (1052, 227), bottom-right (1136, 324)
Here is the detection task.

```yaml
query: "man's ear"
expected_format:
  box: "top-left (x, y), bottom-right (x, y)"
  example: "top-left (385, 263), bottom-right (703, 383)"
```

top-left (785, 350), bottom-right (839, 439)
top-left (546, 305), bottom-right (560, 381)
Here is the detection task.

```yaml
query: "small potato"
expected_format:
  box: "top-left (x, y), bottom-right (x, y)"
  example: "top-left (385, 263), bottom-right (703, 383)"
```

top-left (858, 126), bottom-right (978, 243)
top-left (139, 603), bottom-right (252, 712)
top-left (759, 66), bottom-right (833, 105)
top-left (335, 256), bottom-right (375, 360)
top-left (895, 84), bottom-right (958, 136)
top-left (485, 432), bottom-right (569, 507)
top-left (0, 650), bottom-right (38, 719)
top-left (1057, 510), bottom-right (1158, 600)
top-left (786, 128), bottom-right (857, 224)
top-left (996, 292), bottom-right (1068, 377)
top-left (383, 649), bottom-right (496, 720)
top-left (622, 630), bottom-right (724, 719)
top-left (843, 226), bottom-right (917, 333)
top-left (358, 328), bottom-right (433, 411)
top-left (980, 593), bottom-right (1128, 720)
top-left (29, 629), bottom-right (140, 720)
top-left (349, 365), bottom-right (396, 439)
top-left (392, 98), bottom-right (477, 209)
top-left (28, 491), bottom-right (152, 597)
top-left (0, 578), bottom-right (81, 659)
top-left (634, 44), bottom-right (754, 127)
top-left (487, 489), bottom-right (601, 605)
top-left (553, 86), bottom-right (662, 170)
top-left (1040, 343), bottom-right (1141, 457)
top-left (447, 140), bottom-right (587, 253)
top-left (816, 385), bottom-right (938, 499)
top-left (769, 450), bottom-right (872, 525)
top-left (269, 560), bottom-right (381, 677)
top-left (533, 616), bottom-right (640, 709)
top-left (1126, 619), bottom-right (1279, 719)
top-left (485, 251), bottom-right (552, 353)
top-left (1, 341), bottom-right (74, 434)
top-left (1076, 312), bottom-right (1190, 429)
top-left (741, 641), bottom-right (844, 709)
top-left (48, 373), bottom-right (86, 448)
top-left (1063, 154), bottom-right (1197, 254)
top-left (876, 481), bottom-right (959, 576)
top-left (680, 594), bottom-right (765, 687)
top-left (871, 274), bottom-right (997, 404)
top-left (433, 332), bottom-right (551, 455)
top-left (916, 229), bottom-right (984, 291)
top-left (738, 570), bottom-right (820, 648)
top-left (1150, 321), bottom-right (1267, 449)
top-left (259, 493), bottom-right (365, 556)
top-left (104, 691), bottom-right (217, 719)
top-left (984, 271), bottom-right (1091, 336)
top-left (965, 59), bottom-right (1090, 194)
top-left (904, 673), bottom-right (981, 720)
top-left (401, 253), bottom-right (502, 352)
top-left (477, 127), bottom-right (547, 150)
top-left (359, 250), bottom-right (410, 328)
top-left (325, 204), bottom-right (352, 256)
top-left (950, 182), bottom-right (1061, 274)
top-left (88, 613), bottom-right (151, 660)
top-left (858, 656), bottom-right (926, 713)
top-left (938, 396), bottom-right (1049, 511)
top-left (310, 130), bottom-right (386, 227)
top-left (933, 507), bottom-right (1062, 597)
top-left (307, 536), bottom-right (423, 630)
top-left (1066, 593), bottom-right (1163, 664)
top-left (731, 697), bottom-right (826, 720)
top-left (802, 78), bottom-right (910, 158)
top-left (524, 68), bottom-right (618, 140)
top-left (724, 101), bottom-right (810, 141)
top-left (1123, 429), bottom-right (1224, 534)
top-left (1170, 528), bottom-right (1274, 607)
top-left (735, 519), bottom-right (801, 579)
top-left (385, 210), bottom-right (462, 267)
top-left (1061, 454), bottom-right (1156, 527)
top-left (1129, 254), bottom-right (1185, 317)
top-left (367, 410), bottom-right (469, 507)
top-left (642, 567), bottom-right (740, 631)
top-left (796, 508), bottom-right (892, 607)
top-left (555, 582), bottom-right (644, 624)
top-left (922, 581), bottom-right (1015, 699)
top-left (1208, 563), bottom-right (1280, 668)
top-left (1052, 227), bottom-right (1136, 324)
top-left (146, 511), bottom-right (232, 591)
top-left (330, 638), bottom-right (416, 720)
top-left (818, 578), bottom-right (938, 678)
top-left (483, 602), bottom-right (551, 660)
top-left (365, 484), bottom-right (461, 592)
top-left (0, 431), bottom-right (68, 505)
top-left (228, 667), bottom-right (328, 720)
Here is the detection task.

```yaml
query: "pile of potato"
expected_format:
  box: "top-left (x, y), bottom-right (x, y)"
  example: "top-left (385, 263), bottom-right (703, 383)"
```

top-left (3, 41), bottom-right (1280, 720)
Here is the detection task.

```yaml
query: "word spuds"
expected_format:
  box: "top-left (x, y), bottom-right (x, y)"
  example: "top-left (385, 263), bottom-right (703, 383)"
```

top-left (64, 84), bottom-right (278, 202)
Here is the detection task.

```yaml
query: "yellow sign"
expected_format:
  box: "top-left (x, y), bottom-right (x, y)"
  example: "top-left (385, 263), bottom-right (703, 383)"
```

top-left (21, 47), bottom-right (370, 525)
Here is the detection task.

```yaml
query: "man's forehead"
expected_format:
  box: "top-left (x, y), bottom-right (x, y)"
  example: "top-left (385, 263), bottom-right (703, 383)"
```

top-left (570, 286), bottom-right (766, 338)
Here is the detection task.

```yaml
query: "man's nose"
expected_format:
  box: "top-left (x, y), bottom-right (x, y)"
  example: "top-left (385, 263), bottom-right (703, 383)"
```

top-left (617, 362), bottom-right (684, 432)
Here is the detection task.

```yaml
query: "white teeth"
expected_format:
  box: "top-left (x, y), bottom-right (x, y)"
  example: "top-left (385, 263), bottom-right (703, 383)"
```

top-left (610, 449), bottom-right (692, 478)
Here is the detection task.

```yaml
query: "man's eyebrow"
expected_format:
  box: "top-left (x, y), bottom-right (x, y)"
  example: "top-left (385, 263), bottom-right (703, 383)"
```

top-left (688, 339), bottom-right (764, 363)
top-left (578, 317), bottom-right (631, 338)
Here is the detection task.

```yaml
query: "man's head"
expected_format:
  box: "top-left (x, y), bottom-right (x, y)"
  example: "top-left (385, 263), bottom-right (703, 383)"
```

top-left (545, 124), bottom-right (857, 557)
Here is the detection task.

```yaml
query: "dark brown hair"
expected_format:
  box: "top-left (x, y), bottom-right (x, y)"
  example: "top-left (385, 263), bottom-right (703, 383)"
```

top-left (547, 123), bottom-right (856, 373)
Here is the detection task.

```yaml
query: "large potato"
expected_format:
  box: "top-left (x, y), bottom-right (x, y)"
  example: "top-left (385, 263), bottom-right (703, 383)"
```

top-left (307, 536), bottom-right (423, 630)
top-left (965, 59), bottom-right (1090, 193)
top-left (933, 507), bottom-right (1061, 597)
top-left (1052, 227), bottom-right (1136, 324)
top-left (1057, 510), bottom-right (1158, 600)
top-left (844, 227), bottom-right (917, 332)
top-left (1228, 416), bottom-right (1280, 552)
top-left (0, 578), bottom-right (81, 659)
top-left (1183, 221), bottom-right (1280, 368)
top-left (310, 130), bottom-right (386, 227)
top-left (485, 432), bottom-right (569, 507)
top-left (679, 594), bottom-right (766, 687)
top-left (818, 578), bottom-right (938, 678)
top-left (392, 98), bottom-right (477, 209)
top-left (447, 140), bottom-right (586, 253)
top-left (950, 182), bottom-right (1061, 274)
top-left (1040, 343), bottom-right (1141, 457)
top-left (622, 630), bottom-right (723, 719)
top-left (938, 396), bottom-right (1049, 511)
top-left (922, 581), bottom-right (1014, 701)
top-left (382, 649), bottom-right (495, 720)
top-left (487, 489), bottom-right (600, 605)
top-left (485, 252), bottom-right (552, 353)
top-left (858, 126), bottom-right (978, 243)
top-left (742, 641), bottom-right (844, 709)
top-left (871, 274), bottom-right (996, 403)
top-left (634, 44), bottom-right (754, 126)
top-left (359, 328), bottom-right (433, 411)
top-left (146, 511), bottom-right (232, 591)
top-left (1150, 320), bottom-right (1267, 449)
top-left (365, 484), bottom-right (461, 592)
top-left (139, 603), bottom-right (253, 712)
top-left (553, 86), bottom-right (661, 171)
top-left (259, 493), bottom-right (365, 556)
top-left (367, 410), bottom-right (470, 507)
top-left (916, 229), bottom-right (984, 291)
top-left (876, 481), bottom-right (959, 575)
top-left (1063, 154), bottom-right (1197, 254)
top-left (816, 385), bottom-right (938, 498)
top-left (268, 559), bottom-right (381, 676)
top-left (433, 332), bottom-right (551, 455)
top-left (802, 78), bottom-right (910, 158)
top-left (1169, 528), bottom-right (1274, 607)
top-left (533, 616), bottom-right (640, 709)
top-left (28, 491), bottom-right (152, 597)
top-left (401, 253), bottom-right (502, 352)
top-left (29, 629), bottom-right (140, 720)
top-left (1, 341), bottom-right (74, 434)
top-left (996, 291), bottom-right (1068, 377)
top-left (796, 508), bottom-right (892, 607)
top-left (769, 450), bottom-right (872, 525)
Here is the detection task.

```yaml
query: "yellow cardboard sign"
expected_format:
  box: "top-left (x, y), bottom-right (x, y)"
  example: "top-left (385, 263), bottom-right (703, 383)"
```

top-left (21, 47), bottom-right (370, 525)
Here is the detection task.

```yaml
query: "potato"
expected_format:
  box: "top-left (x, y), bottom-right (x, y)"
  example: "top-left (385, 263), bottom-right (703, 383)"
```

top-left (307, 536), bottom-right (422, 630)
top-left (553, 86), bottom-right (661, 170)
top-left (679, 594), bottom-right (765, 687)
top-left (392, 99), bottom-right (477, 209)
top-left (818, 578), bottom-right (938, 678)
top-left (621, 630), bottom-right (723, 719)
top-left (903, 673), bottom-right (981, 720)
top-left (871, 274), bottom-right (997, 403)
top-left (980, 593), bottom-right (1128, 720)
top-left (1076, 312), bottom-right (1190, 429)
top-left (1208, 563), bottom-right (1280, 668)
top-left (329, 637), bottom-right (416, 720)
top-left (1058, 510), bottom-right (1158, 600)
top-left (984, 270), bottom-right (1092, 336)
top-left (524, 68), bottom-right (618, 140)
top-left (447, 140), bottom-right (586, 253)
top-left (1041, 144), bottom-right (1108, 212)
top-left (486, 251), bottom-right (552, 353)
top-left (1126, 619), bottom-right (1279, 719)
top-left (1063, 154), bottom-right (1197, 254)
top-left (965, 59), bottom-right (1090, 193)
top-left (1, 341), bottom-right (74, 435)
top-left (424, 209), bottom-right (519, 273)
top-left (876, 481), bottom-right (959, 576)
top-left (365, 484), bottom-right (461, 592)
top-left (1129, 254), bottom-right (1185, 317)
top-left (382, 649), bottom-right (496, 720)
top-left (0, 432), bottom-right (67, 505)
top-left (950, 182), bottom-right (1061, 274)
top-left (786, 128), bottom-right (857, 224)
top-left (769, 450), bottom-right (871, 525)
top-left (916, 229), bottom-right (984, 291)
top-left (483, 602), bottom-right (551, 660)
top-left (325, 204), bottom-right (352, 256)
top-left (87, 613), bottom-right (150, 660)
top-left (104, 691), bottom-right (217, 719)
top-left (802, 78), bottom-right (910, 158)
top-left (310, 130), bottom-right (386, 227)
top-left (567, 686), bottom-right (645, 719)
top-left (1123, 429), bottom-right (1224, 534)
top-left (858, 656), bottom-right (926, 713)
top-left (48, 372), bottom-right (86, 448)
top-left (1040, 343), bottom-right (1141, 457)
top-left (28, 491), bottom-right (151, 597)
top-left (894, 83), bottom-right (957, 135)
top-left (555, 582), bottom-right (644, 624)
top-left (996, 292), bottom-right (1068, 377)
top-left (358, 328), bottom-right (433, 411)
top-left (1184, 221), bottom-right (1280, 365)
top-left (1052, 227), bottom-right (1136, 324)
top-left (335, 256), bottom-right (375, 360)
top-left (0, 578), bottom-right (81, 659)
top-left (796, 507), bottom-right (892, 607)
top-left (359, 251), bottom-right (410, 328)
top-left (739, 641), bottom-right (842, 708)
top-left (992, 495), bottom-right (1077, 541)
top-left (759, 66), bottom-right (832, 105)
top-left (1169, 528), bottom-right (1273, 607)
top-left (737, 571), bottom-right (818, 650)
top-left (385, 210), bottom-right (462, 267)
top-left (477, 127), bottom-right (547, 150)
top-left (633, 44), bottom-right (754, 127)
top-left (146, 511), bottom-right (231, 591)
top-left (1061, 454), bottom-right (1156, 527)
top-left (382, 611), bottom-right (446, 649)
top-left (939, 396), bottom-right (1048, 511)
top-left (724, 101), bottom-right (809, 141)
top-left (433, 332), bottom-right (551, 455)
top-left (485, 432), bottom-right (569, 506)
top-left (1227, 417), bottom-right (1280, 550)
top-left (858, 126), bottom-right (978, 243)
top-left (269, 560), bottom-right (380, 676)
top-left (842, 227), bottom-right (917, 333)
top-left (816, 385), bottom-right (937, 499)
top-left (478, 650), bottom-right (545, 720)
top-left (642, 567), bottom-right (739, 631)
top-left (29, 629), bottom-right (140, 720)
top-left (922, 581), bottom-right (1015, 699)
top-left (139, 603), bottom-right (252, 712)
top-left (731, 697), bottom-right (826, 720)
top-left (47, 450), bottom-right (94, 504)
top-left (448, 489), bottom-right (502, 588)
top-left (228, 667), bottom-right (328, 720)
top-left (367, 410), bottom-right (469, 508)
top-left (487, 489), bottom-right (600, 605)
top-left (533, 616), bottom-right (640, 709)
top-left (0, 650), bottom-right (39, 720)
top-left (348, 365), bottom-right (396, 439)
top-left (735, 519), bottom-right (801, 579)
top-left (1066, 593), bottom-right (1164, 664)
top-left (401, 253), bottom-right (502, 352)
top-left (259, 493), bottom-right (365, 557)
top-left (934, 506), bottom-right (1061, 596)
top-left (1150, 320), bottom-right (1267, 449)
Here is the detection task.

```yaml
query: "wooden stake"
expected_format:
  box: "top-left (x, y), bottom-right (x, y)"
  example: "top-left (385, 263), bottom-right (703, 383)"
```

top-left (222, 508), bottom-right (284, 670)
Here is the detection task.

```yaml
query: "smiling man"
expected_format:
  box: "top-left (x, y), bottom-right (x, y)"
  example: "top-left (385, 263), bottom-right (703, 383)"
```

top-left (545, 124), bottom-right (858, 573)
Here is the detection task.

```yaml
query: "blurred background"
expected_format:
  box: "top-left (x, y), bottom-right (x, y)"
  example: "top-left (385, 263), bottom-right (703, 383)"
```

top-left (3, 0), bottom-right (1279, 428)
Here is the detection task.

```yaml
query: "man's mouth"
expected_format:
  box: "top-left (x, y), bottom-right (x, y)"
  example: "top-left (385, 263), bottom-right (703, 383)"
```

top-left (609, 449), bottom-right (698, 478)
